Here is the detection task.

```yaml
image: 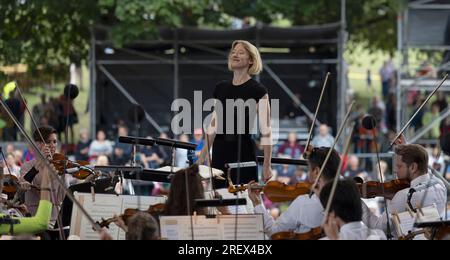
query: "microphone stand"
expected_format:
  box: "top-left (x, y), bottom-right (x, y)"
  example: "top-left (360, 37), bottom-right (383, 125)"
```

top-left (132, 104), bottom-right (141, 211)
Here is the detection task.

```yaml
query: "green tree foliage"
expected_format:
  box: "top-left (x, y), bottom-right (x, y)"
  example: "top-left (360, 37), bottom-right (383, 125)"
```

top-left (0, 0), bottom-right (96, 69)
top-left (0, 0), bottom-right (405, 75)
top-left (221, 0), bottom-right (404, 54)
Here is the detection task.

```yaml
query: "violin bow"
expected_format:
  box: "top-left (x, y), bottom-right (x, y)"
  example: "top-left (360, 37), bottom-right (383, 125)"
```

top-left (0, 97), bottom-right (102, 233)
top-left (304, 72), bottom-right (330, 158)
top-left (13, 82), bottom-right (49, 151)
top-left (390, 74), bottom-right (448, 147)
top-left (309, 101), bottom-right (355, 197)
top-left (322, 123), bottom-right (354, 225)
top-left (13, 82), bottom-right (67, 239)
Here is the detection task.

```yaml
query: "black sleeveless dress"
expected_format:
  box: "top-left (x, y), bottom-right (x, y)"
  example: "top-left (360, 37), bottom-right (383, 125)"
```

top-left (212, 79), bottom-right (268, 189)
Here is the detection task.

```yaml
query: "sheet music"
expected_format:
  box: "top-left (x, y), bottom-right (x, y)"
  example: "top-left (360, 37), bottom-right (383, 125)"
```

top-left (160, 216), bottom-right (221, 240)
top-left (70, 193), bottom-right (166, 240)
top-left (160, 214), bottom-right (265, 240)
top-left (220, 215), bottom-right (265, 240)
top-left (392, 204), bottom-right (442, 239)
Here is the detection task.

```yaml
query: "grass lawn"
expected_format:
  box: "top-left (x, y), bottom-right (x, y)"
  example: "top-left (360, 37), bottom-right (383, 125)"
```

top-left (346, 46), bottom-right (386, 109)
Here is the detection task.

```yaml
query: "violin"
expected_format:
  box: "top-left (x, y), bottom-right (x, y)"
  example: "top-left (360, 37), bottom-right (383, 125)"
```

top-left (271, 227), bottom-right (322, 240)
top-left (97, 203), bottom-right (165, 229)
top-left (1, 174), bottom-right (40, 199)
top-left (355, 178), bottom-right (410, 199)
top-left (432, 226), bottom-right (450, 240)
top-left (51, 153), bottom-right (94, 180)
top-left (2, 174), bottom-right (21, 196)
top-left (228, 181), bottom-right (311, 203)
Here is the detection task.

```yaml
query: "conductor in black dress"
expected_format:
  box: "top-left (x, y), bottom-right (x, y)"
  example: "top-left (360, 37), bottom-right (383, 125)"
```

top-left (199, 40), bottom-right (273, 190)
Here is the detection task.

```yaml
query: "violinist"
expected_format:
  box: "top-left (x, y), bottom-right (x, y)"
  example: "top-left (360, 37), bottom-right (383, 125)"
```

top-left (164, 164), bottom-right (207, 216)
top-left (364, 143), bottom-right (447, 236)
top-left (320, 179), bottom-right (386, 240)
top-left (99, 211), bottom-right (160, 240)
top-left (0, 155), bottom-right (53, 235)
top-left (248, 147), bottom-right (341, 238)
top-left (19, 126), bottom-right (67, 239)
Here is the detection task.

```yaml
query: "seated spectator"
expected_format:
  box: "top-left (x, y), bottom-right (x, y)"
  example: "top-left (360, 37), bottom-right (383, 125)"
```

top-left (290, 166), bottom-right (308, 185)
top-left (311, 124), bottom-right (335, 149)
top-left (428, 146), bottom-right (445, 174)
top-left (13, 150), bottom-right (24, 167)
top-left (344, 155), bottom-right (369, 181)
top-left (23, 146), bottom-right (35, 163)
top-left (6, 144), bottom-right (15, 155)
top-left (112, 126), bottom-right (132, 165)
top-left (277, 132), bottom-right (303, 158)
top-left (270, 208), bottom-right (280, 220)
top-left (140, 136), bottom-right (164, 169)
top-left (275, 162), bottom-right (295, 185)
top-left (75, 128), bottom-right (91, 161)
top-left (3, 153), bottom-right (21, 178)
top-left (176, 134), bottom-right (190, 167)
top-left (88, 130), bottom-right (113, 161)
top-left (191, 128), bottom-right (204, 162)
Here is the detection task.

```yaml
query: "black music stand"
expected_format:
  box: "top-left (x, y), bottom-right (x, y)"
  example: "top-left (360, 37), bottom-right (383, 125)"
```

top-left (195, 198), bottom-right (247, 208)
top-left (0, 216), bottom-right (20, 235)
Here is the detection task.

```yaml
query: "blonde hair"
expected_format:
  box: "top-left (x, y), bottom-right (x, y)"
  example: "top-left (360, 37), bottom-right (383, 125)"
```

top-left (228, 40), bottom-right (263, 75)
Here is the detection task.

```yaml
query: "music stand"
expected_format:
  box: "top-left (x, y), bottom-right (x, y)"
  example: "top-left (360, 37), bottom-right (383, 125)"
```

top-left (256, 156), bottom-right (308, 166)
top-left (414, 220), bottom-right (450, 228)
top-left (195, 198), bottom-right (247, 208)
top-left (0, 216), bottom-right (20, 235)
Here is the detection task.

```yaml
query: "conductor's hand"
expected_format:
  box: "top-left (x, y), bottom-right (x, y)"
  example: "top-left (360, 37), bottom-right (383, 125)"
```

top-left (197, 146), bottom-right (209, 166)
top-left (263, 164), bottom-right (273, 183)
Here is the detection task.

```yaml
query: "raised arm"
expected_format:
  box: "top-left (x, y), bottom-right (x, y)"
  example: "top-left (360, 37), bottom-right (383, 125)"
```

top-left (259, 94), bottom-right (273, 182)
top-left (198, 110), bottom-right (217, 165)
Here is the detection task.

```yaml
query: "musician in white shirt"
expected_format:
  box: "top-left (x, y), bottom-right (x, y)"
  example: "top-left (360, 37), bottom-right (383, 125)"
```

top-left (363, 144), bottom-right (447, 236)
top-left (248, 147), bottom-right (341, 238)
top-left (320, 179), bottom-right (386, 240)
